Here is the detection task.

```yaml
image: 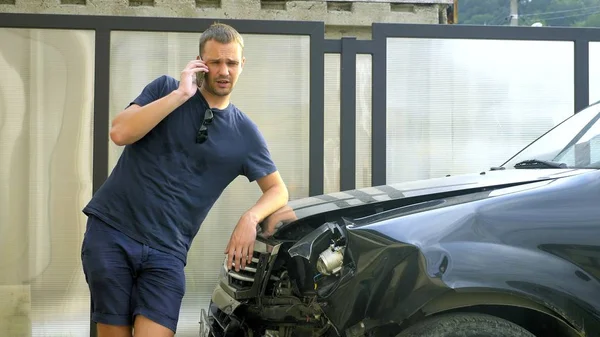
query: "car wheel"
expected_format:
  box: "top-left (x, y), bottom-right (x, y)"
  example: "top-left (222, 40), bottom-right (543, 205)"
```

top-left (396, 312), bottom-right (536, 337)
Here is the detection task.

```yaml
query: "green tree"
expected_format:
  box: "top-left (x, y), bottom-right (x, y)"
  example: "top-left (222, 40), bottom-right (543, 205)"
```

top-left (458, 0), bottom-right (600, 27)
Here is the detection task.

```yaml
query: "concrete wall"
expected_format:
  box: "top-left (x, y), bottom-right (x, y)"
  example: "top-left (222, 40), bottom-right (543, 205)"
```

top-left (0, 0), bottom-right (450, 38)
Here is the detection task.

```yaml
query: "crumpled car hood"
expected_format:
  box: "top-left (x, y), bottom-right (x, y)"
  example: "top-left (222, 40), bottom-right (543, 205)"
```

top-left (258, 168), bottom-right (593, 239)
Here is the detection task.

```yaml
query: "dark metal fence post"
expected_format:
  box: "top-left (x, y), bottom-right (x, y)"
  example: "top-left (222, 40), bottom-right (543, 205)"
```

top-left (340, 37), bottom-right (357, 191)
top-left (90, 25), bottom-right (112, 337)
top-left (575, 39), bottom-right (590, 113)
top-left (371, 24), bottom-right (388, 187)
top-left (93, 28), bottom-right (111, 198)
top-left (309, 23), bottom-right (326, 197)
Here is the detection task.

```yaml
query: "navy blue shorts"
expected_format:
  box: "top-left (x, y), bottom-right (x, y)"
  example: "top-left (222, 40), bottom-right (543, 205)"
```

top-left (80, 214), bottom-right (185, 333)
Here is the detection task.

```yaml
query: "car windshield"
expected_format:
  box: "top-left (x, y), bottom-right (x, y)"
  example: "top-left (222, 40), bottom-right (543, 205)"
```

top-left (502, 101), bottom-right (600, 170)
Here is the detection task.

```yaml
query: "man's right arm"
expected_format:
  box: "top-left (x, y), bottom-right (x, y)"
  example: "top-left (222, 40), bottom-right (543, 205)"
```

top-left (109, 89), bottom-right (189, 146)
top-left (109, 59), bottom-right (208, 146)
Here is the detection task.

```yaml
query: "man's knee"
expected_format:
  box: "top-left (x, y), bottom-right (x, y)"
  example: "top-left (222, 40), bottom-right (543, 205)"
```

top-left (131, 283), bottom-right (182, 334)
top-left (97, 323), bottom-right (133, 337)
top-left (133, 314), bottom-right (175, 337)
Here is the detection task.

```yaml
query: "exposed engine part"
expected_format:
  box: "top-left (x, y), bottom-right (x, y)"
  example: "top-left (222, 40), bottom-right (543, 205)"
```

top-left (316, 245), bottom-right (345, 276)
top-left (261, 322), bottom-right (330, 337)
top-left (274, 271), bottom-right (294, 297)
top-left (288, 221), bottom-right (345, 261)
top-left (250, 296), bottom-right (324, 322)
top-left (345, 321), bottom-right (366, 337)
top-left (264, 329), bottom-right (279, 337)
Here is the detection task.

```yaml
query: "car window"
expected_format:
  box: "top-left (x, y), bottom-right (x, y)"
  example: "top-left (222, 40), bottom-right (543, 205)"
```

top-left (555, 120), bottom-right (600, 167)
top-left (502, 102), bottom-right (600, 169)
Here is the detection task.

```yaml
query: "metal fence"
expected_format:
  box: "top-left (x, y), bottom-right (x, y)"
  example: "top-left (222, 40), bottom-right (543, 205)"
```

top-left (1, 12), bottom-right (599, 337)
top-left (324, 23), bottom-right (598, 190)
top-left (2, 12), bottom-right (599, 197)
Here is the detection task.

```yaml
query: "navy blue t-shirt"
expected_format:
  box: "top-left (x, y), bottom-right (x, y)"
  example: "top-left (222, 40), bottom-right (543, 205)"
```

top-left (83, 75), bottom-right (277, 264)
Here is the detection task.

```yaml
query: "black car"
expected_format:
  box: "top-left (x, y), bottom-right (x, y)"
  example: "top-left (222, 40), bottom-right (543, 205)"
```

top-left (200, 101), bottom-right (600, 337)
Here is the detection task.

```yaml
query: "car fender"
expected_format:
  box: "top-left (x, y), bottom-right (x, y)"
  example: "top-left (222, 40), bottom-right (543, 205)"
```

top-left (368, 240), bottom-right (600, 337)
top-left (319, 220), bottom-right (600, 334)
top-left (419, 290), bottom-right (583, 336)
top-left (322, 237), bottom-right (598, 336)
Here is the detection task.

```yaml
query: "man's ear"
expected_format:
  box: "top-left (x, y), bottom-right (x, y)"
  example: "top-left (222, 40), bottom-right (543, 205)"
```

top-left (241, 56), bottom-right (246, 71)
top-left (196, 55), bottom-right (200, 60)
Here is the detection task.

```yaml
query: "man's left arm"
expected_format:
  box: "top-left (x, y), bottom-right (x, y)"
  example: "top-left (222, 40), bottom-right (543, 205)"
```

top-left (247, 171), bottom-right (289, 225)
top-left (225, 171), bottom-right (288, 271)
top-left (225, 124), bottom-right (289, 271)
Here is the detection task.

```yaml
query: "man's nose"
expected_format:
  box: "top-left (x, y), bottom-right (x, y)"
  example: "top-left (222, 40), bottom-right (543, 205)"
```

top-left (217, 63), bottom-right (229, 75)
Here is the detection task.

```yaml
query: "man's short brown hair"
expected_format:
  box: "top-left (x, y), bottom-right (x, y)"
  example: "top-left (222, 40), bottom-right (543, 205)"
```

top-left (199, 22), bottom-right (244, 57)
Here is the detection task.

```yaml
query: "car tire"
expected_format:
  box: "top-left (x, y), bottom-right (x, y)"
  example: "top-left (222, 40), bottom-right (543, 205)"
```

top-left (396, 312), bottom-right (536, 337)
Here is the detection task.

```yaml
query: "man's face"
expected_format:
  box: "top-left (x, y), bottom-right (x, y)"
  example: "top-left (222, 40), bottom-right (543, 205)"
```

top-left (198, 39), bottom-right (245, 97)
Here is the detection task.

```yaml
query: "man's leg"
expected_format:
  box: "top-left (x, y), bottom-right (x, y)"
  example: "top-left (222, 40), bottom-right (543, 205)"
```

top-left (81, 215), bottom-right (138, 337)
top-left (96, 323), bottom-right (132, 337)
top-left (133, 315), bottom-right (175, 337)
top-left (132, 245), bottom-right (186, 337)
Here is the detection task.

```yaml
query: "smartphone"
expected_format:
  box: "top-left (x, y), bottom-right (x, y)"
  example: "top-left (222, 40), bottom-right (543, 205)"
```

top-left (195, 57), bottom-right (205, 87)
top-left (195, 70), bottom-right (205, 87)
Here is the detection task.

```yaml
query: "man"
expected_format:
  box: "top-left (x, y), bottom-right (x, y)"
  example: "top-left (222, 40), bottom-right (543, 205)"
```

top-left (80, 23), bottom-right (289, 337)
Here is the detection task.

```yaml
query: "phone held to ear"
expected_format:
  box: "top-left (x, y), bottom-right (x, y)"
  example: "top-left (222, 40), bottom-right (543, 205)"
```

top-left (196, 58), bottom-right (206, 87)
top-left (195, 71), bottom-right (204, 87)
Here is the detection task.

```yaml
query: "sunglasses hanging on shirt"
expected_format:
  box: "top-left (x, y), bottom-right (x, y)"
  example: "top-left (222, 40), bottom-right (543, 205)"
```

top-left (196, 108), bottom-right (214, 144)
top-left (196, 91), bottom-right (214, 144)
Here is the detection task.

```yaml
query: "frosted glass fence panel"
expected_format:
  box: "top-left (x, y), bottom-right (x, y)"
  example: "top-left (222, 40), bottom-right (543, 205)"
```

top-left (386, 38), bottom-right (575, 184)
top-left (356, 54), bottom-right (372, 189)
top-left (324, 54), bottom-right (341, 194)
top-left (0, 28), bottom-right (95, 336)
top-left (591, 42), bottom-right (600, 105)
top-left (322, 53), bottom-right (373, 193)
top-left (109, 31), bottom-right (310, 335)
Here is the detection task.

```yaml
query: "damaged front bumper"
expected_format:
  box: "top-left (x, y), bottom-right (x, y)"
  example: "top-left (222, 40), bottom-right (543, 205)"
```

top-left (199, 283), bottom-right (243, 337)
top-left (199, 238), bottom-right (281, 337)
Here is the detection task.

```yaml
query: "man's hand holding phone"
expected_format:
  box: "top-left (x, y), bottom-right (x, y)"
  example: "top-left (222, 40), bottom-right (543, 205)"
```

top-left (177, 59), bottom-right (208, 99)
